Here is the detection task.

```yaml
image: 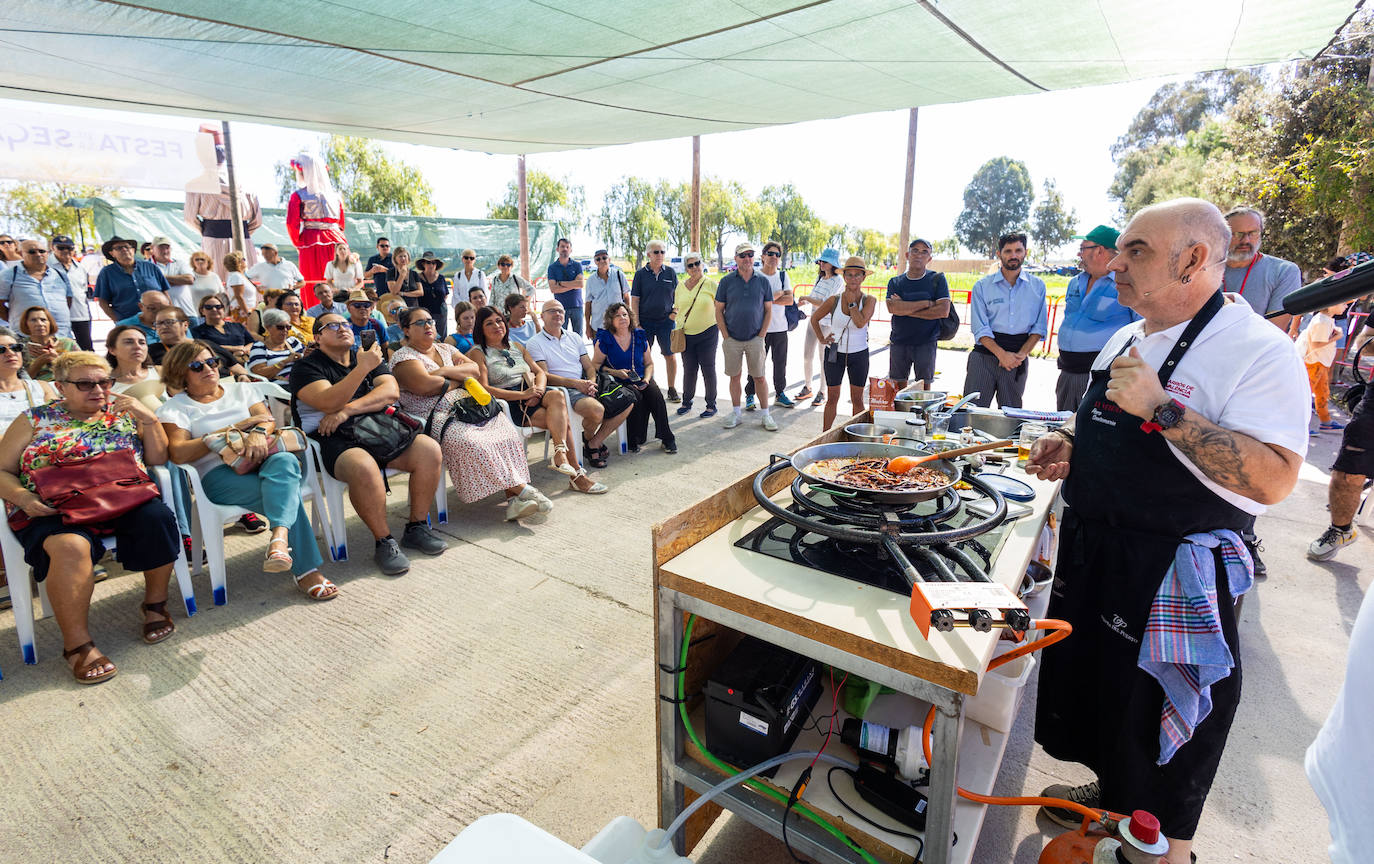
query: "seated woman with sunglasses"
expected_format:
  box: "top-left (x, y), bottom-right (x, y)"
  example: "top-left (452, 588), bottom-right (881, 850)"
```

top-left (158, 341), bottom-right (335, 601)
top-left (0, 327), bottom-right (56, 431)
top-left (392, 307), bottom-right (553, 521)
top-left (273, 290), bottom-right (315, 346)
top-left (191, 293), bottom-right (255, 363)
top-left (468, 306), bottom-right (605, 494)
top-left (249, 308), bottom-right (308, 382)
top-left (0, 351), bottom-right (181, 685)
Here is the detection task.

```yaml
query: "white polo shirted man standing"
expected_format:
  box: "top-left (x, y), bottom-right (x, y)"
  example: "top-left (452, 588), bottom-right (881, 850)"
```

top-left (149, 236), bottom-right (196, 317)
top-left (246, 243), bottom-right (306, 293)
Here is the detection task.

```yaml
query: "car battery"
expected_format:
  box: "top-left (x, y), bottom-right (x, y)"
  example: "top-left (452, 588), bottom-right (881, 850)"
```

top-left (703, 637), bottom-right (822, 775)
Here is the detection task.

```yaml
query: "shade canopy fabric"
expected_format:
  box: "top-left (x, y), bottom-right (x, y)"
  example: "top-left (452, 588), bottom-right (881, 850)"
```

top-left (2, 1), bottom-right (1357, 154)
top-left (68, 197), bottom-right (562, 277)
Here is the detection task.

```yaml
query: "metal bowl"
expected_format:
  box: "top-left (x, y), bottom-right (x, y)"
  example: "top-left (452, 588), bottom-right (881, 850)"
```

top-left (940, 408), bottom-right (1024, 440)
top-left (893, 389), bottom-right (948, 414)
top-left (844, 423), bottom-right (898, 443)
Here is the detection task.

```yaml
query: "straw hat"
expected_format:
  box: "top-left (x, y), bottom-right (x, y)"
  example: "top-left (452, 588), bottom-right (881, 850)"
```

top-left (841, 255), bottom-right (871, 275)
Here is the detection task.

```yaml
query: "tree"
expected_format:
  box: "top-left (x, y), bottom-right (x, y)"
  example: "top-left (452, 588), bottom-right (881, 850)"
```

top-left (0, 182), bottom-right (120, 243)
top-left (855, 228), bottom-right (896, 268)
top-left (597, 177), bottom-right (667, 270)
top-left (1030, 179), bottom-right (1078, 258)
top-left (274, 135), bottom-right (436, 215)
top-left (699, 177), bottom-right (741, 270)
top-left (953, 157), bottom-right (1034, 257)
top-left (761, 184), bottom-right (824, 263)
top-left (1111, 70), bottom-right (1261, 157)
top-left (654, 180), bottom-right (692, 255)
top-left (732, 194), bottom-right (776, 253)
top-left (934, 237), bottom-right (961, 259)
top-left (488, 169), bottom-right (586, 235)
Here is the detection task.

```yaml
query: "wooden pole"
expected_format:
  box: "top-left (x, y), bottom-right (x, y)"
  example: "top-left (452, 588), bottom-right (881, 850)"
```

top-left (518, 154), bottom-right (530, 282)
top-left (220, 121), bottom-right (245, 255)
top-left (898, 108), bottom-right (918, 255)
top-left (691, 136), bottom-right (701, 253)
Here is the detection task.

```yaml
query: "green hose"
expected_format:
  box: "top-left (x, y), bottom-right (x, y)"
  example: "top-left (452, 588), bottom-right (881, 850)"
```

top-left (676, 614), bottom-right (884, 864)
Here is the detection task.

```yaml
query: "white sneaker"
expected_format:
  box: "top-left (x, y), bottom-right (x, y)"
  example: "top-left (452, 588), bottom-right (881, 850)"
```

top-left (505, 495), bottom-right (540, 521)
top-left (723, 413), bottom-right (742, 429)
top-left (1308, 525), bottom-right (1357, 560)
top-left (762, 414), bottom-right (779, 432)
top-left (518, 484), bottom-right (553, 513)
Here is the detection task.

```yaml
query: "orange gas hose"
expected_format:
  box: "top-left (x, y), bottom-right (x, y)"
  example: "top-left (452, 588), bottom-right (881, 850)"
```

top-left (919, 619), bottom-right (1110, 826)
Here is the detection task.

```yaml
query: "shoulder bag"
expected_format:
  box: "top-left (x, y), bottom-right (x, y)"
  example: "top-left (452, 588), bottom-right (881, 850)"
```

top-left (205, 425), bottom-right (309, 475)
top-left (782, 271), bottom-right (807, 331)
top-left (670, 281), bottom-right (707, 353)
top-left (11, 449), bottom-right (159, 532)
top-left (424, 380), bottom-right (501, 445)
top-left (333, 405), bottom-right (421, 468)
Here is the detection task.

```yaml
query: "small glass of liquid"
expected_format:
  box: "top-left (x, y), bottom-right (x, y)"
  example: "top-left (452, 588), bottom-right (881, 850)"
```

top-left (1018, 422), bottom-right (1048, 461)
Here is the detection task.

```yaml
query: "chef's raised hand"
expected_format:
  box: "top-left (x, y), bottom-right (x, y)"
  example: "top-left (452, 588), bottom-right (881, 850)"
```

top-left (1106, 346), bottom-right (1167, 420)
top-left (1025, 433), bottom-right (1072, 481)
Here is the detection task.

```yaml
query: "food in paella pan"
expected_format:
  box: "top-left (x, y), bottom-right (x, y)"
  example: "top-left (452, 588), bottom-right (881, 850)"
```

top-left (808, 457), bottom-right (949, 491)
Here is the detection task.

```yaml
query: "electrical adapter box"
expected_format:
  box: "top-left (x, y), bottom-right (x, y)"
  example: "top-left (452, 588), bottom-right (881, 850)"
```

top-left (702, 637), bottom-right (821, 776)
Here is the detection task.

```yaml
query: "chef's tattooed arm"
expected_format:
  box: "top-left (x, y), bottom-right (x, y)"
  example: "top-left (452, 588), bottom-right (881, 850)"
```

top-left (1162, 409), bottom-right (1301, 506)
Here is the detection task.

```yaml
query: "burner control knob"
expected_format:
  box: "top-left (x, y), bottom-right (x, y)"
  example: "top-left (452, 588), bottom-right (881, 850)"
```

top-left (930, 610), bottom-right (956, 632)
top-left (968, 609), bottom-right (994, 632)
top-left (1004, 609), bottom-right (1032, 632)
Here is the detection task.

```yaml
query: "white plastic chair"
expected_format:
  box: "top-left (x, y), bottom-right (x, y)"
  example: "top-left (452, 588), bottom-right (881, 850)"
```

top-left (173, 447), bottom-right (336, 606)
top-left (307, 438), bottom-right (449, 562)
top-left (0, 465), bottom-right (197, 666)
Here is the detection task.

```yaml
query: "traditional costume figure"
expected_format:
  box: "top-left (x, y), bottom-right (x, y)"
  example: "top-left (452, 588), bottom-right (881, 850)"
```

top-left (183, 125), bottom-right (263, 281)
top-left (285, 154), bottom-right (347, 307)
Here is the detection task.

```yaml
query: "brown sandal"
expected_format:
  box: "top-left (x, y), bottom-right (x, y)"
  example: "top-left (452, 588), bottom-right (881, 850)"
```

top-left (63, 641), bottom-right (117, 685)
top-left (141, 600), bottom-right (176, 644)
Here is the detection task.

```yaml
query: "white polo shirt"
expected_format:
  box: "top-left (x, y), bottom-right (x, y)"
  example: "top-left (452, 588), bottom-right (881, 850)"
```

top-left (1089, 293), bottom-right (1309, 515)
top-left (246, 258), bottom-right (304, 292)
top-left (525, 327), bottom-right (588, 380)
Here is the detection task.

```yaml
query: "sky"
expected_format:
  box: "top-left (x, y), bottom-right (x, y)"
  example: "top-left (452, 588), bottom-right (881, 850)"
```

top-left (1, 74), bottom-right (1182, 259)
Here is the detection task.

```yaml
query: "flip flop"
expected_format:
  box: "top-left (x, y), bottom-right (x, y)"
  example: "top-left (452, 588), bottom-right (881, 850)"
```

top-left (64, 641), bottom-right (117, 685)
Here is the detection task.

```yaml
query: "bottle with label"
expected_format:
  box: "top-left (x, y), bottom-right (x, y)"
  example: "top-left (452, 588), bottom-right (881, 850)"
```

top-left (840, 718), bottom-right (928, 780)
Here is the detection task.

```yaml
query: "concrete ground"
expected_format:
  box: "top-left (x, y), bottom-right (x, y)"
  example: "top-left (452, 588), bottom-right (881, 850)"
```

top-left (0, 327), bottom-right (1363, 864)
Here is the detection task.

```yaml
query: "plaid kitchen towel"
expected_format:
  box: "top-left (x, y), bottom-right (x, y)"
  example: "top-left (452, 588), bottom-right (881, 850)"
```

top-left (1138, 530), bottom-right (1254, 765)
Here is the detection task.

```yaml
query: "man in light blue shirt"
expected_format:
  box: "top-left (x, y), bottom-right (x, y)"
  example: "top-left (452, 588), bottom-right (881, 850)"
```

top-left (0, 238), bottom-right (73, 336)
top-left (1055, 225), bottom-right (1139, 411)
top-left (964, 231), bottom-right (1047, 408)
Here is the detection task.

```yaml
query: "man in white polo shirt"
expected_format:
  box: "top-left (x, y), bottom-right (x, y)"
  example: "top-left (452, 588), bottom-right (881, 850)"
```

top-left (526, 299), bottom-right (631, 469)
top-left (246, 243), bottom-right (306, 293)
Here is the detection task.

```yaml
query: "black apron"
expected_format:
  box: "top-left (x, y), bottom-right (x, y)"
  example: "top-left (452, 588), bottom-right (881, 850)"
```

top-left (1034, 291), bottom-right (1250, 840)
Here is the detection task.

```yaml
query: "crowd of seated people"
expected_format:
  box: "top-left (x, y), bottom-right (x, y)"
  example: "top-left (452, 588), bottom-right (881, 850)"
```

top-left (0, 234), bottom-right (715, 688)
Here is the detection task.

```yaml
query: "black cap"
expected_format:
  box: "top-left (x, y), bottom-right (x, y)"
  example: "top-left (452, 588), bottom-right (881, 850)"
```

top-left (50, 234), bottom-right (76, 248)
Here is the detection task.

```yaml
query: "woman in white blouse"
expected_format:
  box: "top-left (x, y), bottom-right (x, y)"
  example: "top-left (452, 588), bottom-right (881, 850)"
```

top-left (798, 248), bottom-right (844, 407)
top-left (451, 248), bottom-right (488, 310)
top-left (0, 328), bottom-right (54, 431)
top-left (157, 340), bottom-right (335, 601)
top-left (322, 241), bottom-right (364, 300)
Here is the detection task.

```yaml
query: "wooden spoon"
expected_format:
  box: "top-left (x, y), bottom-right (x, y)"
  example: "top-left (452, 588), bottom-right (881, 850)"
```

top-left (888, 439), bottom-right (1015, 473)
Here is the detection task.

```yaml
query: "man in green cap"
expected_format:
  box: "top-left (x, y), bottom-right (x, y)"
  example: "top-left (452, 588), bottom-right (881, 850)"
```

top-left (1054, 224), bottom-right (1138, 411)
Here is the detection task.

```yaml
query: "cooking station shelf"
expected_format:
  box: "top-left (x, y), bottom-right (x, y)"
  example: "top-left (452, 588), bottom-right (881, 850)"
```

top-left (651, 415), bottom-right (1061, 864)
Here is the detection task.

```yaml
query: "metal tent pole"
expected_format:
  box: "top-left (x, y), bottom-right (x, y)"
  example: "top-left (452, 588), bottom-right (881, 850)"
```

top-left (518, 155), bottom-right (530, 282)
top-left (898, 108), bottom-right (918, 255)
top-left (221, 121), bottom-right (245, 255)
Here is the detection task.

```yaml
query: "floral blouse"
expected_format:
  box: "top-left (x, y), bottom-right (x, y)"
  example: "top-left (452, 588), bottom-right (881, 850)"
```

top-left (17, 403), bottom-right (146, 498)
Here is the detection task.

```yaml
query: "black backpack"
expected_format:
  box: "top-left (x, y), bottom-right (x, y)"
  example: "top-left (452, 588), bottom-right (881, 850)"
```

top-left (938, 301), bottom-right (960, 341)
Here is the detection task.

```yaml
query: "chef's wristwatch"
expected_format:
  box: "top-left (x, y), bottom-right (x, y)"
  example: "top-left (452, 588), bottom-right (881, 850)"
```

top-left (1141, 398), bottom-right (1186, 434)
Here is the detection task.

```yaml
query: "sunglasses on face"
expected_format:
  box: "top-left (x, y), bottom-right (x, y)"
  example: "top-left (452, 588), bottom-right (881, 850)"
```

top-left (737, 252), bottom-right (754, 259)
top-left (155, 319), bottom-right (183, 328)
top-left (594, 256), bottom-right (607, 261)
top-left (201, 302), bottom-right (223, 310)
top-left (64, 378), bottom-right (116, 391)
top-left (25, 248), bottom-right (48, 255)
top-left (686, 261), bottom-right (701, 268)
top-left (269, 324), bottom-right (290, 331)
top-left (319, 321), bottom-right (350, 333)
top-left (408, 318), bottom-right (435, 328)
top-left (0, 239), bottom-right (14, 245)
top-left (349, 301), bottom-right (374, 309)
top-left (463, 256), bottom-right (475, 261)
top-left (378, 244), bottom-right (390, 249)
top-left (0, 344), bottom-right (21, 355)
top-left (763, 250), bottom-right (780, 257)
top-left (188, 357), bottom-right (221, 372)
top-left (650, 250), bottom-right (665, 255)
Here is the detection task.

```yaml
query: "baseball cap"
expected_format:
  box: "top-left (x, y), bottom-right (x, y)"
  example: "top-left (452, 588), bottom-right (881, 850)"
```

top-left (260, 242), bottom-right (278, 251)
top-left (734, 241), bottom-right (756, 256)
top-left (1074, 225), bottom-right (1120, 250)
top-left (50, 234), bottom-right (76, 249)
top-left (150, 235), bottom-right (173, 247)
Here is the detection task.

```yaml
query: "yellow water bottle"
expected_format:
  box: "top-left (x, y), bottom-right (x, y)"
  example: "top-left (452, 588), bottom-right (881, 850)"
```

top-left (463, 377), bottom-right (492, 405)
